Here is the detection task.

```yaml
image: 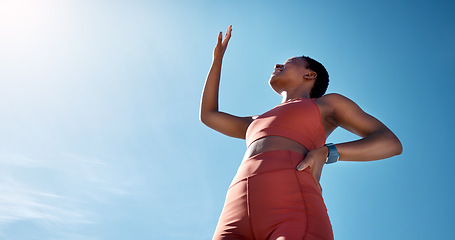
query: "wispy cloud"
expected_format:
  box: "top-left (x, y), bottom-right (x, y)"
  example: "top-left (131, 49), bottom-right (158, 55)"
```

top-left (0, 176), bottom-right (91, 225)
top-left (0, 152), bottom-right (141, 238)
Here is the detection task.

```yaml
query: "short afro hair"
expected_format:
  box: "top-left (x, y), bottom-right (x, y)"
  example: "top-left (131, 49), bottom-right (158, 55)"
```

top-left (301, 56), bottom-right (329, 98)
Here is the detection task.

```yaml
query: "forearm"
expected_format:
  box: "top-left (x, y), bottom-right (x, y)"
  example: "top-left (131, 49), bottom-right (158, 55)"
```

top-left (335, 128), bottom-right (402, 162)
top-left (199, 57), bottom-right (223, 121)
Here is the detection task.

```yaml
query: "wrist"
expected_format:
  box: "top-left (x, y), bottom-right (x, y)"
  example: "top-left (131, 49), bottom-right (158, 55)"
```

top-left (324, 143), bottom-right (339, 164)
top-left (211, 57), bottom-right (223, 67)
top-left (319, 145), bottom-right (329, 158)
top-left (213, 53), bottom-right (225, 61)
top-left (310, 146), bottom-right (329, 164)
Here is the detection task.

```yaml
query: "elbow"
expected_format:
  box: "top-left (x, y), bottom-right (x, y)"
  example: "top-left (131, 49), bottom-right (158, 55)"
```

top-left (199, 110), bottom-right (212, 126)
top-left (379, 130), bottom-right (402, 157)
top-left (390, 135), bottom-right (403, 156)
top-left (199, 111), bottom-right (208, 125)
top-left (396, 139), bottom-right (403, 156)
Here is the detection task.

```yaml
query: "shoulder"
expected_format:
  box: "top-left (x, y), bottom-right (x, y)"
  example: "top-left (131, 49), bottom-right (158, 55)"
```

top-left (316, 93), bottom-right (360, 111)
top-left (315, 93), bottom-right (351, 108)
top-left (317, 93), bottom-right (352, 104)
top-left (315, 93), bottom-right (364, 123)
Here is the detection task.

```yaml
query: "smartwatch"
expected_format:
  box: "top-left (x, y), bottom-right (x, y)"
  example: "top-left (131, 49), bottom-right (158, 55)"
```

top-left (325, 143), bottom-right (339, 164)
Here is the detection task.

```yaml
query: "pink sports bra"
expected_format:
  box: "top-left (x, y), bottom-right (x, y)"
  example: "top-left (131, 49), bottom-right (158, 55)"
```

top-left (245, 98), bottom-right (326, 151)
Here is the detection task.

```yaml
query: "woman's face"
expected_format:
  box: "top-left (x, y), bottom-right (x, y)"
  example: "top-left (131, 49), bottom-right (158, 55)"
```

top-left (269, 57), bottom-right (309, 93)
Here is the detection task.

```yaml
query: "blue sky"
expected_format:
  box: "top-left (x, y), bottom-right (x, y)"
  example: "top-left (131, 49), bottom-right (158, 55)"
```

top-left (0, 0), bottom-right (454, 239)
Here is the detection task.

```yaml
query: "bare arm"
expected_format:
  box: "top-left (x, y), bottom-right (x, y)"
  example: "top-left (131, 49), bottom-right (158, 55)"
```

top-left (297, 93), bottom-right (402, 182)
top-left (323, 93), bottom-right (402, 161)
top-left (199, 26), bottom-right (254, 139)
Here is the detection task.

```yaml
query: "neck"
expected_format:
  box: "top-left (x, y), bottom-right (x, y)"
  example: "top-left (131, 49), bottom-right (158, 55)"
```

top-left (280, 90), bottom-right (311, 103)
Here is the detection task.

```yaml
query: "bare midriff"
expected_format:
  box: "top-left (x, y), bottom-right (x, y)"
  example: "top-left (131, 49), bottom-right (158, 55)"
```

top-left (242, 136), bottom-right (309, 163)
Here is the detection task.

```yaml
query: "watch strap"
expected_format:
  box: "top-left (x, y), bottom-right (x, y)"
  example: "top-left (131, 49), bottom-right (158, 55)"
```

top-left (325, 143), bottom-right (339, 164)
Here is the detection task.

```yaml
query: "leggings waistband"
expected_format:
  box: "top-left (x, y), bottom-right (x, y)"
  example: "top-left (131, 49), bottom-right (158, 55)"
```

top-left (230, 150), bottom-right (305, 188)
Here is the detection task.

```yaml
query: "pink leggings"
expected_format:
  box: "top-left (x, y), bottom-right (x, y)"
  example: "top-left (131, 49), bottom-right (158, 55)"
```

top-left (212, 151), bottom-right (333, 240)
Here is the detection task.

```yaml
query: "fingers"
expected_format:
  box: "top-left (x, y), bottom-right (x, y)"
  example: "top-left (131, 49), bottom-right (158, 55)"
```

top-left (226, 25), bottom-right (232, 37)
top-left (222, 25), bottom-right (232, 45)
top-left (296, 160), bottom-right (309, 171)
top-left (217, 31), bottom-right (222, 44)
top-left (298, 160), bottom-right (322, 184)
top-left (214, 25), bottom-right (232, 55)
top-left (311, 165), bottom-right (323, 183)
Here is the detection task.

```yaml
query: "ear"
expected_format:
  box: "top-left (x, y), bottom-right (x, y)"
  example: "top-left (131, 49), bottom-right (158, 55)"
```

top-left (304, 71), bottom-right (317, 79)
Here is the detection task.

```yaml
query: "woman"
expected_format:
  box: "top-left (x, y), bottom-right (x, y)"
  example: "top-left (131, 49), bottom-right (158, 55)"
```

top-left (200, 25), bottom-right (402, 240)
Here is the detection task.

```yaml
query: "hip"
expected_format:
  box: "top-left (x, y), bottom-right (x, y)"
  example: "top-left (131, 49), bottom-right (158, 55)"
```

top-left (231, 150), bottom-right (320, 194)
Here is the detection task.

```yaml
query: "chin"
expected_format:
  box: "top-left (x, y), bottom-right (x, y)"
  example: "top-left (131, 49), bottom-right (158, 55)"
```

top-left (268, 77), bottom-right (276, 88)
top-left (268, 78), bottom-right (282, 94)
top-left (269, 74), bottom-right (279, 85)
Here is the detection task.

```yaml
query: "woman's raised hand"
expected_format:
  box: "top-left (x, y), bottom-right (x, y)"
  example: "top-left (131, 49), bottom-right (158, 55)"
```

top-left (213, 25), bottom-right (232, 59)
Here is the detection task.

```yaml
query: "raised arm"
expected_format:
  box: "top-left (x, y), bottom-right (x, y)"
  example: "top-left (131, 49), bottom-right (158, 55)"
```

top-left (199, 25), bottom-right (254, 139)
